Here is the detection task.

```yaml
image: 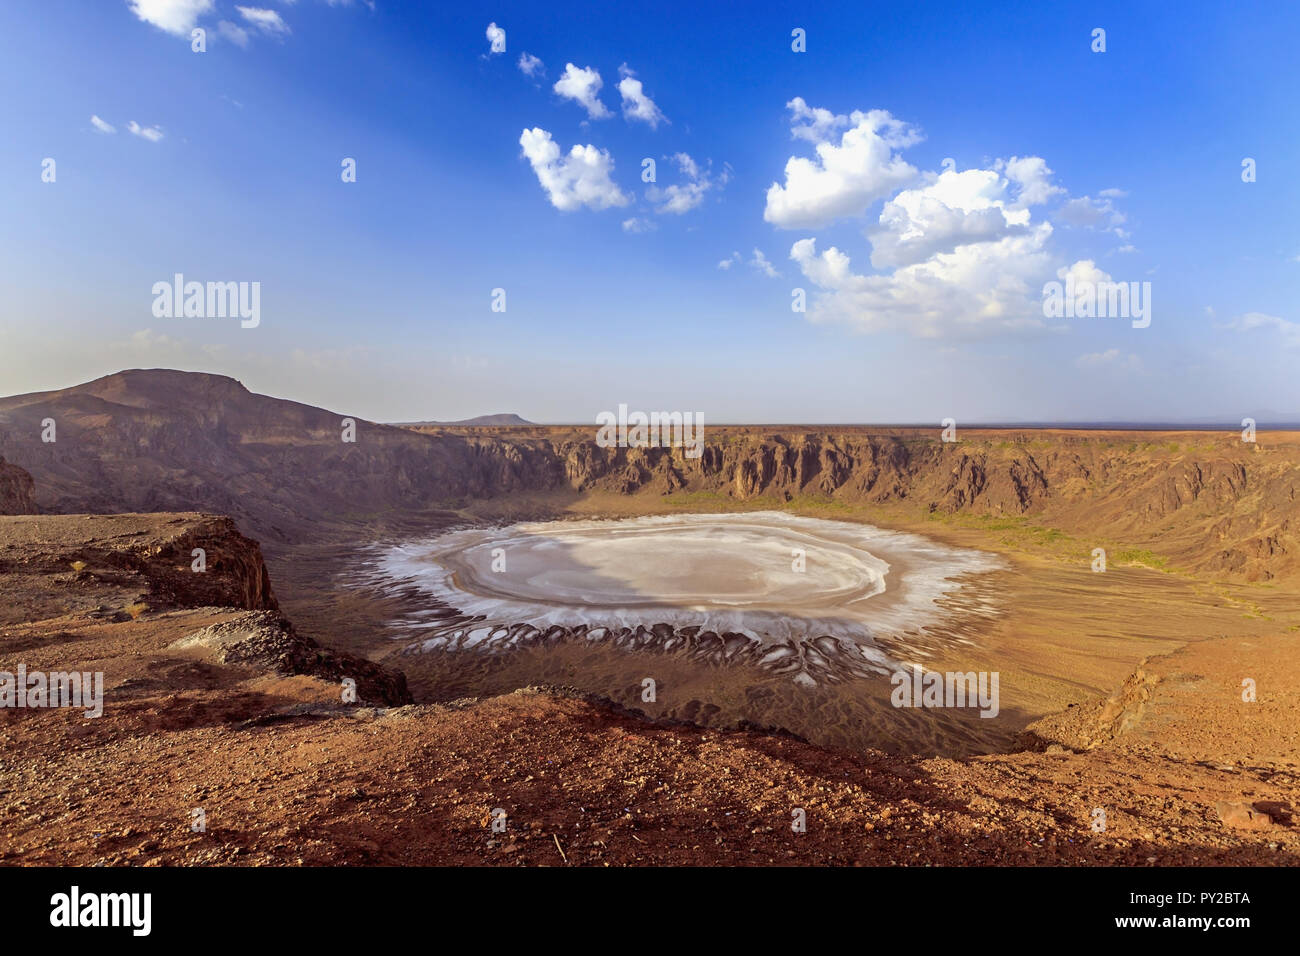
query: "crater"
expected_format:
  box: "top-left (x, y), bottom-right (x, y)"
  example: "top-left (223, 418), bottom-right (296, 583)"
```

top-left (371, 512), bottom-right (1005, 685)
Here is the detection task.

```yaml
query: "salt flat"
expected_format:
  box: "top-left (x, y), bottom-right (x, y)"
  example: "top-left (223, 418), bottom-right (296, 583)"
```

top-left (374, 512), bottom-right (1005, 680)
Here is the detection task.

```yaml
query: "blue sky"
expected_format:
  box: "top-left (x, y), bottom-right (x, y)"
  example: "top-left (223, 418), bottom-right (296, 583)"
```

top-left (1, 0), bottom-right (1297, 423)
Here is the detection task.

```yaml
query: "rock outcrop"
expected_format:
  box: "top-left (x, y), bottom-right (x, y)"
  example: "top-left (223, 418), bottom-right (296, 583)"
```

top-left (173, 610), bottom-right (410, 705)
top-left (0, 456), bottom-right (35, 515)
top-left (0, 512), bottom-right (410, 705)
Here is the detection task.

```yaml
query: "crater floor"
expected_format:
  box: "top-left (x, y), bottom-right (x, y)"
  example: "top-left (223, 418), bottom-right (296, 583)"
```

top-left (375, 512), bottom-right (1005, 680)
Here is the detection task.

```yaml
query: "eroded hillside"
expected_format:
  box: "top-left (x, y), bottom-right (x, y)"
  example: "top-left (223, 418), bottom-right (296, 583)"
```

top-left (0, 370), bottom-right (1294, 581)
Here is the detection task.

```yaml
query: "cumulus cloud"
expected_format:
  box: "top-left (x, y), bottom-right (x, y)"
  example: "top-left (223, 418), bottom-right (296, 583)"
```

top-left (237, 6), bottom-right (290, 36)
top-left (1220, 311), bottom-right (1300, 347)
top-left (763, 100), bottom-right (1136, 339)
top-left (1056, 258), bottom-right (1112, 288)
top-left (784, 150), bottom-right (1073, 336)
top-left (90, 115), bottom-right (117, 134)
top-left (553, 64), bottom-right (611, 120)
top-left (868, 166), bottom-right (1035, 270)
top-left (518, 52), bottom-right (544, 77)
top-left (126, 0), bottom-right (213, 37)
top-left (519, 127), bottom-right (629, 211)
top-left (999, 156), bottom-right (1065, 209)
top-left (621, 217), bottom-right (656, 234)
top-left (127, 121), bottom-right (165, 142)
top-left (486, 22), bottom-right (506, 54)
top-left (764, 101), bottom-right (921, 229)
top-left (717, 251), bottom-right (741, 270)
top-left (618, 65), bottom-right (667, 129)
top-left (790, 223), bottom-right (1055, 338)
top-left (647, 153), bottom-right (729, 215)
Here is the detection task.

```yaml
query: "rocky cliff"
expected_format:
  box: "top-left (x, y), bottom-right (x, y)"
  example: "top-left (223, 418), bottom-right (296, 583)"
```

top-left (444, 430), bottom-right (1297, 581)
top-left (0, 512), bottom-right (277, 619)
top-left (1, 370), bottom-right (1295, 581)
top-left (0, 511), bottom-right (410, 705)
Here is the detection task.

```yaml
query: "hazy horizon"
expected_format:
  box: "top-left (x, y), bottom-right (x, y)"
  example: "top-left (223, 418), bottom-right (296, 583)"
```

top-left (5, 364), bottom-right (1298, 430)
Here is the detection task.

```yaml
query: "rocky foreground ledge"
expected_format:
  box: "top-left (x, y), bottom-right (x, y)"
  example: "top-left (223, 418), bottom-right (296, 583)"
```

top-left (0, 513), bottom-right (1296, 866)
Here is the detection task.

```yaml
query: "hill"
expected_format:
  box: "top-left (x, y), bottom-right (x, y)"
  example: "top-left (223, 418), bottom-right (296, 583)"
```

top-left (394, 413), bottom-right (533, 427)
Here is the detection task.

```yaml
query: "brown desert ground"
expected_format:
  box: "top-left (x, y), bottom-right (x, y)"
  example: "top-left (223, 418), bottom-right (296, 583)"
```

top-left (0, 370), bottom-right (1297, 865)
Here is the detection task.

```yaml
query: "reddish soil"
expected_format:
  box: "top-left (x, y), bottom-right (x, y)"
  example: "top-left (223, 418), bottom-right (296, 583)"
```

top-left (1, 514), bottom-right (1295, 866)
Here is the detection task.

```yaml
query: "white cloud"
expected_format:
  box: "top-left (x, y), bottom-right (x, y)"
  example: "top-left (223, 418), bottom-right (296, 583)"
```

top-left (1221, 311), bottom-right (1300, 347)
top-left (90, 115), bottom-right (117, 134)
top-left (789, 221), bottom-right (1056, 338)
top-left (786, 97), bottom-right (849, 144)
top-left (1076, 349), bottom-right (1142, 371)
top-left (218, 20), bottom-right (250, 47)
top-left (1098, 187), bottom-right (1129, 198)
top-left (126, 0), bottom-right (214, 37)
top-left (999, 156), bottom-right (1065, 209)
top-left (519, 127), bottom-right (629, 211)
top-left (764, 102), bottom-right (921, 229)
top-left (621, 217), bottom-right (655, 234)
top-left (1057, 258), bottom-right (1112, 287)
top-left (553, 64), bottom-right (611, 120)
top-left (647, 153), bottom-right (729, 215)
top-left (237, 6), bottom-right (290, 36)
top-left (486, 22), bottom-right (506, 54)
top-left (618, 65), bottom-right (667, 129)
top-left (127, 121), bottom-right (165, 142)
top-left (761, 103), bottom-right (1134, 341)
top-left (770, 116), bottom-right (1081, 338)
top-left (869, 166), bottom-right (1033, 270)
top-left (717, 251), bottom-right (741, 270)
top-left (750, 248), bottom-right (780, 278)
top-left (518, 52), bottom-right (544, 77)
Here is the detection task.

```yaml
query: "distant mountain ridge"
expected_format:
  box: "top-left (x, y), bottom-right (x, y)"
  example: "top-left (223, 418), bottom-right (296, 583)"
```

top-left (394, 413), bottom-right (533, 427)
